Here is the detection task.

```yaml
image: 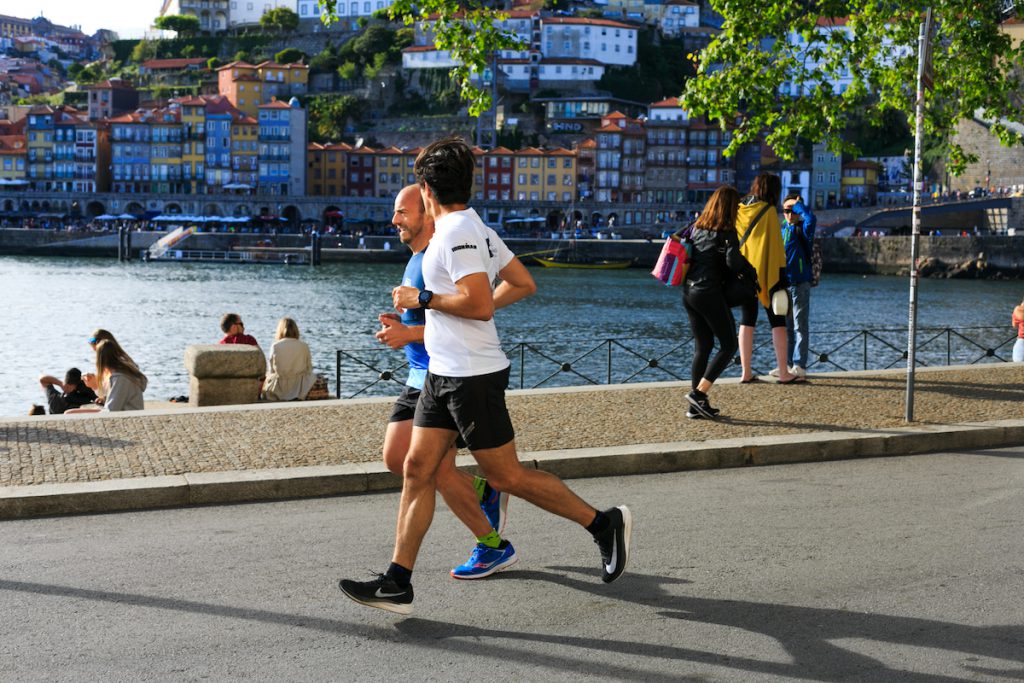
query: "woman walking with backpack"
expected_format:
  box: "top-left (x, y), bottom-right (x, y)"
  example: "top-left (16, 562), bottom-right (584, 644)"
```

top-left (682, 185), bottom-right (743, 419)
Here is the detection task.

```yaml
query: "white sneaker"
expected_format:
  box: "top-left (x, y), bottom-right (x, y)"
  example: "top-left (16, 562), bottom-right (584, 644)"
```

top-left (790, 365), bottom-right (806, 378)
top-left (768, 367), bottom-right (781, 377)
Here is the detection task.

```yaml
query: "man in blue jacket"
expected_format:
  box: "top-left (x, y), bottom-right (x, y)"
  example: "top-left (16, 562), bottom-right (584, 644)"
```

top-left (781, 193), bottom-right (817, 377)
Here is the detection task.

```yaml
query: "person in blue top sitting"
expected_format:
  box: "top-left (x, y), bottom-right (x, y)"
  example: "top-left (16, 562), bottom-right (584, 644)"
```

top-left (374, 184), bottom-right (513, 580)
top-left (780, 193), bottom-right (817, 378)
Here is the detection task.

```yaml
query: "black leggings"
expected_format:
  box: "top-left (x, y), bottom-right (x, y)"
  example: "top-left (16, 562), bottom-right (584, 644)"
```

top-left (684, 285), bottom-right (739, 390)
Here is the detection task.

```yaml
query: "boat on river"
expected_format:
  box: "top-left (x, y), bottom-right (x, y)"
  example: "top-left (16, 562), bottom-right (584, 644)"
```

top-left (532, 243), bottom-right (634, 269)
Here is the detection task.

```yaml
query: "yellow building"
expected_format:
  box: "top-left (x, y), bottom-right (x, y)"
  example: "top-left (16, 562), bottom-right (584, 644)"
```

top-left (542, 147), bottom-right (577, 203)
top-left (841, 160), bottom-right (881, 204)
top-left (175, 96), bottom-right (207, 194)
top-left (256, 61), bottom-right (309, 103)
top-left (306, 142), bottom-right (351, 196)
top-left (513, 147), bottom-right (546, 201)
top-left (229, 108), bottom-right (259, 191)
top-left (375, 146), bottom-right (406, 199)
top-left (217, 60), bottom-right (309, 118)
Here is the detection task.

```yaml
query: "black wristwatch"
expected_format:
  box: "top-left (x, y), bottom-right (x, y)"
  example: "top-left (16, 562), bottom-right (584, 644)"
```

top-left (418, 289), bottom-right (434, 309)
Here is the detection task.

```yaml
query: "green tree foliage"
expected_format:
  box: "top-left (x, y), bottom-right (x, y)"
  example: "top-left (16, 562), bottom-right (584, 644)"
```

top-left (309, 48), bottom-right (338, 73)
top-left (131, 39), bottom-right (158, 63)
top-left (275, 47), bottom-right (306, 64)
top-left (260, 7), bottom-right (300, 33)
top-left (681, 1), bottom-right (1024, 174)
top-left (318, 0), bottom-right (527, 115)
top-left (337, 61), bottom-right (359, 80)
top-left (305, 94), bottom-right (367, 141)
top-left (154, 14), bottom-right (201, 37)
top-left (207, 56), bottom-right (222, 70)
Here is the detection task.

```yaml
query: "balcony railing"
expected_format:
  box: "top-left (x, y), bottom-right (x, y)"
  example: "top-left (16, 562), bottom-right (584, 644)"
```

top-left (333, 326), bottom-right (1018, 399)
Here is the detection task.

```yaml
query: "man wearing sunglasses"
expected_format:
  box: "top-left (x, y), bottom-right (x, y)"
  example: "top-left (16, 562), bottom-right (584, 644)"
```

top-left (780, 194), bottom-right (817, 379)
top-left (219, 313), bottom-right (260, 347)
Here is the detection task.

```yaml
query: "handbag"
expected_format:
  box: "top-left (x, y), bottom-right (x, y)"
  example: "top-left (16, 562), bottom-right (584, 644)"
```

top-left (724, 204), bottom-right (770, 305)
top-left (651, 224), bottom-right (693, 286)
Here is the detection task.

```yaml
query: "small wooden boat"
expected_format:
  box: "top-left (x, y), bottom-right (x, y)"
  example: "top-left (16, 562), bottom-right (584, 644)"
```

top-left (534, 252), bottom-right (634, 269)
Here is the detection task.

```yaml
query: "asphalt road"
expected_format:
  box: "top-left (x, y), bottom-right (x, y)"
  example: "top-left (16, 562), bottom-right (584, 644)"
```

top-left (2, 448), bottom-right (1022, 682)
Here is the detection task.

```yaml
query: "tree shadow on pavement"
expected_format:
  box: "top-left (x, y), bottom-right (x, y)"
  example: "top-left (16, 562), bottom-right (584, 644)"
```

top-left (0, 426), bottom-right (135, 452)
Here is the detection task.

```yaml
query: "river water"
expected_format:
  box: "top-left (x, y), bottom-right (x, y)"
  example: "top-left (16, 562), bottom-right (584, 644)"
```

top-left (2, 254), bottom-right (1021, 417)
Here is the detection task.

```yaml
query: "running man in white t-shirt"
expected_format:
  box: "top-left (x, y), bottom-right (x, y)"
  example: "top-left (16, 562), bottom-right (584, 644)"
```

top-left (339, 137), bottom-right (633, 615)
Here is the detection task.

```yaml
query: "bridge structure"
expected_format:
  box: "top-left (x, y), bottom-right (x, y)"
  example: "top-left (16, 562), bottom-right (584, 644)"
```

top-left (854, 197), bottom-right (1019, 233)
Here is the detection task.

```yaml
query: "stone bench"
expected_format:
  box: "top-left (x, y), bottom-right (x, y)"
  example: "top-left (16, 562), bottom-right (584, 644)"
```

top-left (184, 344), bottom-right (266, 407)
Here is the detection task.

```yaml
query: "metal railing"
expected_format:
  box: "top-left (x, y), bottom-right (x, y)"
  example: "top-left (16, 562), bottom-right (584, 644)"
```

top-left (333, 326), bottom-right (1018, 399)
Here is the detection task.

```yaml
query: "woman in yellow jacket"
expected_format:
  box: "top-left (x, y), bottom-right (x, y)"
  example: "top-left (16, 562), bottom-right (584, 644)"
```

top-left (735, 173), bottom-right (804, 384)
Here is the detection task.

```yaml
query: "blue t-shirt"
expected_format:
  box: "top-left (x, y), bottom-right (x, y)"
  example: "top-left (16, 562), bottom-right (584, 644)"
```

top-left (401, 250), bottom-right (430, 388)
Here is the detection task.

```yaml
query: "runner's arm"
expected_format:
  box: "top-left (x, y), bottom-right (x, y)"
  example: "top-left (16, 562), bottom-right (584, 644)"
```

top-left (375, 314), bottom-right (424, 349)
top-left (393, 272), bottom-right (495, 321)
top-left (493, 256), bottom-right (537, 310)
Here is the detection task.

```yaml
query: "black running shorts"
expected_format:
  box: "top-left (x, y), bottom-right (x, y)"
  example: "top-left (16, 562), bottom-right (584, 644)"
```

top-left (388, 385), bottom-right (421, 423)
top-left (413, 366), bottom-right (514, 451)
top-left (392, 385), bottom-right (466, 448)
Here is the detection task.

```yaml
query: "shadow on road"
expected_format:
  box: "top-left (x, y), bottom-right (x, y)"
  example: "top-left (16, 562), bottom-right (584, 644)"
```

top-left (4, 568), bottom-right (1020, 681)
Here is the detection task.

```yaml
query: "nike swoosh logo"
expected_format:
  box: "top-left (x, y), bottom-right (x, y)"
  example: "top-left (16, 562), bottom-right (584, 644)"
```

top-left (375, 588), bottom-right (406, 598)
top-left (605, 545), bottom-right (618, 573)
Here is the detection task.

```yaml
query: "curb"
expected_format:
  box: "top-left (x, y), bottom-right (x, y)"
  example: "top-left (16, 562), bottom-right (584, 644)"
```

top-left (3, 418), bottom-right (1023, 520)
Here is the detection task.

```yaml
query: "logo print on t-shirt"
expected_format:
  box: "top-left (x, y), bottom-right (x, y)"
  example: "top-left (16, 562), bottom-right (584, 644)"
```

top-left (485, 237), bottom-right (495, 258)
top-left (452, 243), bottom-right (477, 252)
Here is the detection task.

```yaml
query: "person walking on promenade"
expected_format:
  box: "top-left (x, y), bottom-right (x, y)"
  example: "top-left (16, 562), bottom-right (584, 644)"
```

top-left (339, 137), bottom-right (633, 614)
top-left (682, 186), bottom-right (742, 419)
top-left (375, 184), bottom-right (514, 579)
top-left (735, 173), bottom-right (803, 384)
top-left (781, 193), bottom-right (817, 378)
top-left (1012, 297), bottom-right (1024, 362)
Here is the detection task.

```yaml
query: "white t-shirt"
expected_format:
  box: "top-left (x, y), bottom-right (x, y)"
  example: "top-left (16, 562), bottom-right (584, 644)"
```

top-left (422, 208), bottom-right (514, 377)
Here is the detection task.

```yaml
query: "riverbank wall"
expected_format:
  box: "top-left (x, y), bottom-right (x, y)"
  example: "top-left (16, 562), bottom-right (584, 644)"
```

top-left (1, 228), bottom-right (1022, 277)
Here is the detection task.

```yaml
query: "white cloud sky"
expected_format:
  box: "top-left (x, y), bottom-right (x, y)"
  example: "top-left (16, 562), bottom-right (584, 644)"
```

top-left (0, 1), bottom-right (156, 39)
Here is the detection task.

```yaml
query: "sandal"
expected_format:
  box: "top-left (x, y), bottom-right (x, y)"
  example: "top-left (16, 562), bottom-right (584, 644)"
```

top-left (777, 376), bottom-right (807, 384)
top-left (740, 375), bottom-right (761, 384)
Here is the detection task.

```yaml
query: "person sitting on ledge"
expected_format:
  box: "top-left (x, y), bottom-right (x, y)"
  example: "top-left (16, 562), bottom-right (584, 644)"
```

top-left (67, 340), bottom-right (148, 413)
top-left (262, 317), bottom-right (317, 401)
top-left (38, 367), bottom-right (98, 414)
top-left (219, 313), bottom-right (260, 347)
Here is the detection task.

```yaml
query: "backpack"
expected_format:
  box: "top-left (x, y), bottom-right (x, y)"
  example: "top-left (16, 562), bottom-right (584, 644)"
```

top-left (794, 225), bottom-right (822, 287)
top-left (809, 238), bottom-right (822, 287)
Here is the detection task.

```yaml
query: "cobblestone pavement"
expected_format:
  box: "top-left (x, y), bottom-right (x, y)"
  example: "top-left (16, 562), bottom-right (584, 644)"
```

top-left (1, 364), bottom-right (1021, 488)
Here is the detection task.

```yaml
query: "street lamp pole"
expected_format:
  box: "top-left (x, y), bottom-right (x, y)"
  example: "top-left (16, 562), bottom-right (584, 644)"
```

top-left (905, 8), bottom-right (933, 422)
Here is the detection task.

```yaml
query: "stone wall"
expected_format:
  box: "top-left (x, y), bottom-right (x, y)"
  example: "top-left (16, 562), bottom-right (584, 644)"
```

top-left (949, 118), bottom-right (1024, 191)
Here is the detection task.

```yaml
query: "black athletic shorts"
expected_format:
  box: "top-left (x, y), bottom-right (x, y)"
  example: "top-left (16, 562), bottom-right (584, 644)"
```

top-left (388, 385), bottom-right (421, 423)
top-left (413, 366), bottom-right (514, 451)
top-left (391, 385), bottom-right (467, 448)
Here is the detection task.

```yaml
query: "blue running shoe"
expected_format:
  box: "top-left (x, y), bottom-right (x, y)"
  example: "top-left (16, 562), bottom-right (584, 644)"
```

top-left (480, 486), bottom-right (510, 534)
top-left (450, 541), bottom-right (518, 580)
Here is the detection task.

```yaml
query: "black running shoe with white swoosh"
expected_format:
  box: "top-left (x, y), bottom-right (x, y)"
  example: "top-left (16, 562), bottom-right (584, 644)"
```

top-left (338, 573), bottom-right (414, 614)
top-left (593, 505), bottom-right (632, 583)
